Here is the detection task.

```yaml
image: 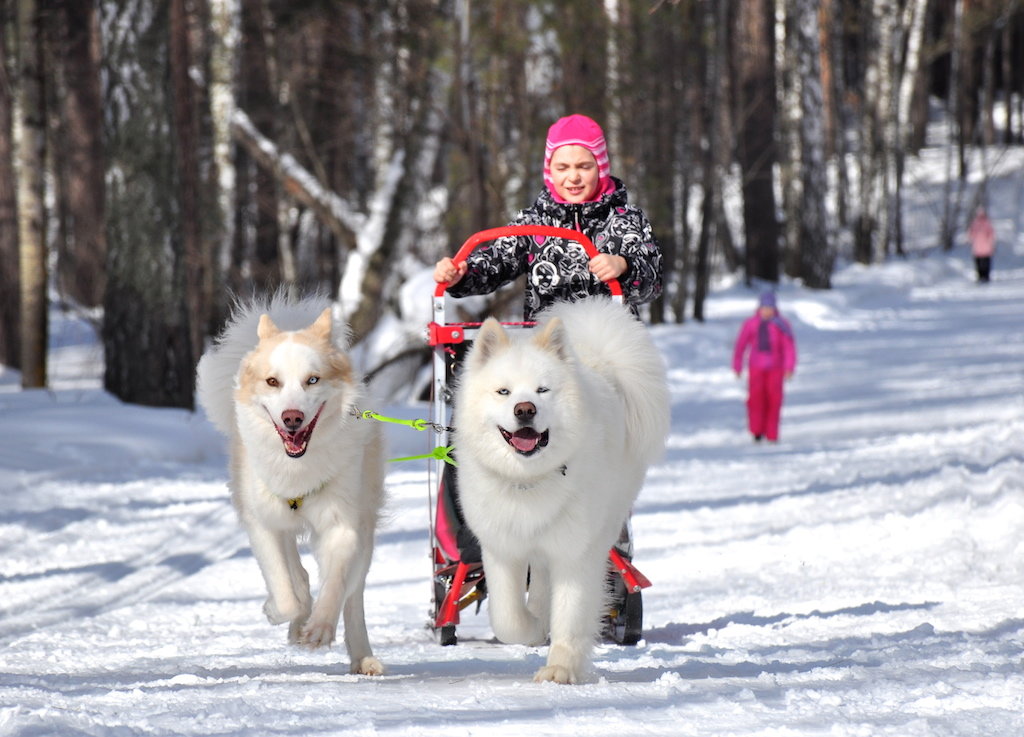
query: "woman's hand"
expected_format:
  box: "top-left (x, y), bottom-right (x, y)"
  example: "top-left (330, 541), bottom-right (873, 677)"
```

top-left (434, 257), bottom-right (468, 285)
top-left (588, 254), bottom-right (627, 282)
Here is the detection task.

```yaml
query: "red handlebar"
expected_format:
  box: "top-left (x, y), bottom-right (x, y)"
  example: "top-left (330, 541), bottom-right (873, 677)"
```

top-left (433, 225), bottom-right (623, 298)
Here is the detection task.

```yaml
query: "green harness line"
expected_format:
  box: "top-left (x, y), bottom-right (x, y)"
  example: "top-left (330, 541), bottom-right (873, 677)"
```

top-left (355, 409), bottom-right (457, 467)
top-left (285, 409), bottom-right (454, 511)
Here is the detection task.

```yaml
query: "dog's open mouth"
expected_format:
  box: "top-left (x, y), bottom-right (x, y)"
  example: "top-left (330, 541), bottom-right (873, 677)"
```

top-left (499, 426), bottom-right (549, 456)
top-left (273, 403), bottom-right (325, 458)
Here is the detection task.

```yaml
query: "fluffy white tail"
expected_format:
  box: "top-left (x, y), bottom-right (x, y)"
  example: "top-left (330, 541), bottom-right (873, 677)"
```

top-left (538, 299), bottom-right (670, 465)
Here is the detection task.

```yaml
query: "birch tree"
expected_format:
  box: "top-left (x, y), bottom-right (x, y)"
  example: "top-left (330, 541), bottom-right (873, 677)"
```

top-left (208, 0), bottom-right (239, 325)
top-left (16, 0), bottom-right (46, 388)
top-left (854, 0), bottom-right (897, 263)
top-left (893, 0), bottom-right (930, 257)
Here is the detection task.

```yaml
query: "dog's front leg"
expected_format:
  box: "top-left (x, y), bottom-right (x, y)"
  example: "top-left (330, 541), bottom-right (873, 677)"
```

top-left (533, 554), bottom-right (605, 684)
top-left (299, 524), bottom-right (360, 648)
top-left (246, 523), bottom-right (312, 629)
top-left (341, 579), bottom-right (384, 675)
top-left (483, 552), bottom-right (546, 646)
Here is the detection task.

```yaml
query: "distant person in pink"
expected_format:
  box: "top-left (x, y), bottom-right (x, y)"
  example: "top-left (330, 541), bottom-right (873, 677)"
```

top-left (967, 206), bottom-right (995, 283)
top-left (732, 291), bottom-right (797, 443)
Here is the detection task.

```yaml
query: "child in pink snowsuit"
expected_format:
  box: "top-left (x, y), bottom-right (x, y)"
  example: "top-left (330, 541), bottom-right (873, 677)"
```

top-left (967, 206), bottom-right (995, 283)
top-left (732, 291), bottom-right (797, 442)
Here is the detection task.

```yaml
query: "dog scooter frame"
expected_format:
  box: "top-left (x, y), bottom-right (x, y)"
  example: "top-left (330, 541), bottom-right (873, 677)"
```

top-left (426, 225), bottom-right (650, 647)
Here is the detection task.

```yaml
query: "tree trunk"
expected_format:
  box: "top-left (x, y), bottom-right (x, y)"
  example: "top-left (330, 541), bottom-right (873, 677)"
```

top-left (825, 0), bottom-right (851, 229)
top-left (939, 0), bottom-right (965, 252)
top-left (236, 0), bottom-right (280, 291)
top-left (735, 0), bottom-right (781, 284)
top-left (208, 0), bottom-right (239, 326)
top-left (694, 0), bottom-right (728, 321)
top-left (169, 0), bottom-right (209, 364)
top-left (53, 0), bottom-right (106, 308)
top-left (16, 0), bottom-right (47, 388)
top-left (893, 0), bottom-right (930, 257)
top-left (101, 1), bottom-right (194, 408)
top-left (794, 0), bottom-right (832, 288)
top-left (0, 0), bottom-right (20, 369)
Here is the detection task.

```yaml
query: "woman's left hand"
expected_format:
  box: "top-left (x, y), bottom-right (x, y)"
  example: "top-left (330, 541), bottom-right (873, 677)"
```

top-left (589, 254), bottom-right (627, 282)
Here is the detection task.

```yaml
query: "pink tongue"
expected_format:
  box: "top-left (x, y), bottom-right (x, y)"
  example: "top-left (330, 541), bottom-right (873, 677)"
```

top-left (279, 424), bottom-right (311, 455)
top-left (510, 432), bottom-right (540, 452)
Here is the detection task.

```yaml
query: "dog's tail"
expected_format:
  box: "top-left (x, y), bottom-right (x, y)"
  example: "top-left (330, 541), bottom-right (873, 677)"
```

top-left (539, 298), bottom-right (670, 466)
top-left (195, 290), bottom-right (339, 436)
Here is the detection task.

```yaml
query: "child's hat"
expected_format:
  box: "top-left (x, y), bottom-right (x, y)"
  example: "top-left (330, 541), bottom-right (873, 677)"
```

top-left (759, 290), bottom-right (777, 308)
top-left (543, 114), bottom-right (611, 190)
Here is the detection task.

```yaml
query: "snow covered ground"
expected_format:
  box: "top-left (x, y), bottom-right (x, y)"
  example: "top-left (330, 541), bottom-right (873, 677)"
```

top-left (3, 195), bottom-right (1024, 733)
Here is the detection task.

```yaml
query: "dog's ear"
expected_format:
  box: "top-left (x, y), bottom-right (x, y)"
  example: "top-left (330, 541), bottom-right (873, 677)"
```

top-left (257, 314), bottom-right (280, 340)
top-left (327, 347), bottom-right (354, 385)
top-left (534, 316), bottom-right (572, 362)
top-left (309, 308), bottom-right (333, 341)
top-left (471, 317), bottom-right (510, 365)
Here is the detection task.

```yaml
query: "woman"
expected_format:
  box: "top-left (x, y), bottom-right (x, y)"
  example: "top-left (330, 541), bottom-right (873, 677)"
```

top-left (434, 113), bottom-right (662, 318)
top-left (732, 290), bottom-right (797, 443)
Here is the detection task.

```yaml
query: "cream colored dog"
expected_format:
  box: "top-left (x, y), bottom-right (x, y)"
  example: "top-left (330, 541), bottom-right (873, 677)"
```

top-left (197, 295), bottom-right (385, 675)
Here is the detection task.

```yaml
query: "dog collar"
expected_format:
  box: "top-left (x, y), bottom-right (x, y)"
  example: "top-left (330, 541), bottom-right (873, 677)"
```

top-left (285, 480), bottom-right (327, 511)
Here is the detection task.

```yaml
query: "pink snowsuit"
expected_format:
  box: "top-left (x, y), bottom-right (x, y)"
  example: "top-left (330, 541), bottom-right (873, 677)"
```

top-left (732, 311), bottom-right (797, 441)
top-left (968, 211), bottom-right (995, 257)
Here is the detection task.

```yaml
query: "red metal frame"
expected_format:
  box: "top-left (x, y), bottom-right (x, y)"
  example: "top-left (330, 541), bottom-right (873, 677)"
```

top-left (432, 224), bottom-right (623, 296)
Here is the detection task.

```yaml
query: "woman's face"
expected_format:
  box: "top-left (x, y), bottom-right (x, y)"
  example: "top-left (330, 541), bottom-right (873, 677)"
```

top-left (549, 145), bottom-right (600, 203)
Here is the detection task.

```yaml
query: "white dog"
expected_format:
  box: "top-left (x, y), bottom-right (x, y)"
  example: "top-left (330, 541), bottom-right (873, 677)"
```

top-left (196, 294), bottom-right (385, 675)
top-left (453, 298), bottom-right (670, 683)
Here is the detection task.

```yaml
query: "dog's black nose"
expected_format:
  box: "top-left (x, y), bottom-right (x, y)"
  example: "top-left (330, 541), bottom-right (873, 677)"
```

top-left (281, 409), bottom-right (304, 432)
top-left (514, 402), bottom-right (536, 422)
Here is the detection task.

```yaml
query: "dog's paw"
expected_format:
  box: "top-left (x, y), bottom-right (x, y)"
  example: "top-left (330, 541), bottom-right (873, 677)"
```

top-left (263, 596), bottom-right (305, 625)
top-left (533, 664), bottom-right (576, 684)
top-left (287, 618), bottom-right (309, 644)
top-left (535, 643), bottom-right (594, 684)
top-left (298, 620), bottom-right (337, 648)
top-left (351, 656), bottom-right (385, 676)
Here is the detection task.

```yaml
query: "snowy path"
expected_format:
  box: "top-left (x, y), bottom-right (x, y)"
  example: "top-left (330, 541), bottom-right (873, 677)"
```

top-left (1, 253), bottom-right (1023, 736)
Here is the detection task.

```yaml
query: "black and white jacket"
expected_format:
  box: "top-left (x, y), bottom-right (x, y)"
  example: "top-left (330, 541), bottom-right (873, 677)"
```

top-left (448, 178), bottom-right (663, 320)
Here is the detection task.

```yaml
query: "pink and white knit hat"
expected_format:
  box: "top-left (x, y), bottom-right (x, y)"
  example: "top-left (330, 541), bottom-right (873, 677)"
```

top-left (543, 114), bottom-right (611, 197)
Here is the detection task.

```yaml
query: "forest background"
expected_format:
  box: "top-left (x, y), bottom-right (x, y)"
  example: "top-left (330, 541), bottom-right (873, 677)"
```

top-left (1, 0), bottom-right (1020, 409)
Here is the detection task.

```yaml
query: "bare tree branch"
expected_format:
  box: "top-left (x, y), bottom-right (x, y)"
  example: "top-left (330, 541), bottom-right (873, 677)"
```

top-left (230, 107), bottom-right (365, 243)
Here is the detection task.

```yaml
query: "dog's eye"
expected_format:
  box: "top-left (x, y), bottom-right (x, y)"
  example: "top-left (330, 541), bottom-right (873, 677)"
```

top-left (266, 377), bottom-right (279, 387)
top-left (307, 376), bottom-right (319, 385)
top-left (537, 386), bottom-right (549, 394)
top-left (496, 388), bottom-right (510, 396)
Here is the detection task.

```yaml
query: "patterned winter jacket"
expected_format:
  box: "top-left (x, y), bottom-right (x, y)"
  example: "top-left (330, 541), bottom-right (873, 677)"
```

top-left (447, 177), bottom-right (663, 320)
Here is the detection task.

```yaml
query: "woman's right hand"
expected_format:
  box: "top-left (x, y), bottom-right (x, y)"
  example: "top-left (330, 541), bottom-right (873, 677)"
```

top-left (434, 257), bottom-right (468, 285)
